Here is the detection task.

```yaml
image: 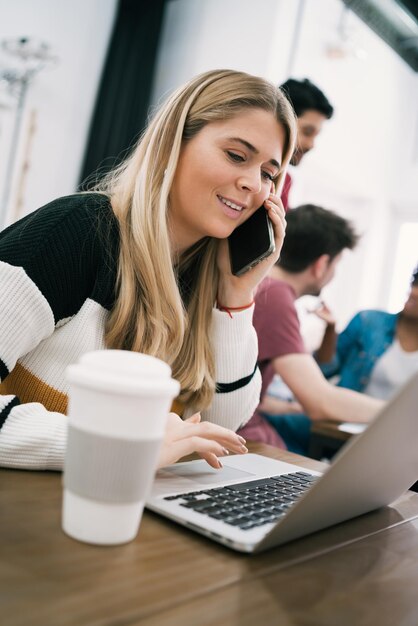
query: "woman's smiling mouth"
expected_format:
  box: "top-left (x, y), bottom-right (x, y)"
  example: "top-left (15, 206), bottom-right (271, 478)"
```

top-left (217, 194), bottom-right (246, 212)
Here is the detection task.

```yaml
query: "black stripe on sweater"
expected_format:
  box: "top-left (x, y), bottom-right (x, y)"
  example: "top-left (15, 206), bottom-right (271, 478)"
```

top-left (0, 396), bottom-right (20, 429)
top-left (0, 194), bottom-right (118, 322)
top-left (0, 357), bottom-right (9, 381)
top-left (216, 362), bottom-right (258, 394)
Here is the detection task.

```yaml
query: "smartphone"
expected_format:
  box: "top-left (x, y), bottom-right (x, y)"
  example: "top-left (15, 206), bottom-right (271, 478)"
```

top-left (228, 206), bottom-right (275, 276)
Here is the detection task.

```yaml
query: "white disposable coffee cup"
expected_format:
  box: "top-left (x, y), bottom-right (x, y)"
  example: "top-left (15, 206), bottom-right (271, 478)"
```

top-left (62, 350), bottom-right (180, 545)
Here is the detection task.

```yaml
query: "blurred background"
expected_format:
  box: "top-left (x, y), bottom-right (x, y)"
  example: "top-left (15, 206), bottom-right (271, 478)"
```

top-left (0, 0), bottom-right (417, 344)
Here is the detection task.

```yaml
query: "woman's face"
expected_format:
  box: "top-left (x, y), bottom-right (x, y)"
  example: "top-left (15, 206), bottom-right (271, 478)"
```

top-left (169, 108), bottom-right (286, 253)
top-left (403, 283), bottom-right (418, 320)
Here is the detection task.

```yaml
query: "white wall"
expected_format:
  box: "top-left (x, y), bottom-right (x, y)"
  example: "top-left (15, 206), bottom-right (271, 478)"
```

top-left (152, 0), bottom-right (418, 327)
top-left (0, 0), bottom-right (117, 224)
top-left (151, 0), bottom-right (300, 104)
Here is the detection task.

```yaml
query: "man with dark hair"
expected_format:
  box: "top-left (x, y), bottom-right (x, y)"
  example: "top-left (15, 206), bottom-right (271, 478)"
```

top-left (279, 203), bottom-right (357, 276)
top-left (279, 79), bottom-right (334, 208)
top-left (238, 204), bottom-right (384, 453)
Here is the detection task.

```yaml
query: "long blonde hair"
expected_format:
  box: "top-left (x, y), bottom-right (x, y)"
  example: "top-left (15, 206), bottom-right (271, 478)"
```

top-left (94, 69), bottom-right (296, 410)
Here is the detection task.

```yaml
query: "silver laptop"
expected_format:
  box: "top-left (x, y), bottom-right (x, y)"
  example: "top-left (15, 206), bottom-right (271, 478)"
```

top-left (146, 372), bottom-right (418, 553)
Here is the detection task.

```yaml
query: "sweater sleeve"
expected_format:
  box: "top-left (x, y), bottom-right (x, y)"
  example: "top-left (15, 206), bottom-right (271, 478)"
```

top-left (196, 305), bottom-right (261, 431)
top-left (0, 260), bottom-right (68, 469)
top-left (0, 194), bottom-right (115, 470)
top-left (0, 398), bottom-right (67, 470)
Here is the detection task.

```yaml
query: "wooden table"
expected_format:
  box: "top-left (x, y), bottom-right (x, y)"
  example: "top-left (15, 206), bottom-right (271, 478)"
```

top-left (2, 443), bottom-right (418, 625)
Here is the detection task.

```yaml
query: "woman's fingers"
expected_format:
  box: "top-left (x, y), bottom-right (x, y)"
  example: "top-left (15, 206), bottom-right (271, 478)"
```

top-left (199, 451), bottom-right (224, 469)
top-left (157, 435), bottom-right (236, 469)
top-left (265, 193), bottom-right (285, 222)
top-left (264, 196), bottom-right (286, 262)
top-left (158, 411), bottom-right (248, 469)
top-left (174, 419), bottom-right (248, 454)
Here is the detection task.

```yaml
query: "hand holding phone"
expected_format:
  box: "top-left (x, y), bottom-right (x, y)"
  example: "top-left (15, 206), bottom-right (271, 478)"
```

top-left (228, 206), bottom-right (275, 276)
top-left (217, 192), bottom-right (285, 307)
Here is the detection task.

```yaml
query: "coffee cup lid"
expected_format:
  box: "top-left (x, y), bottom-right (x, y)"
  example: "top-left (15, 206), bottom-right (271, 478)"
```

top-left (66, 350), bottom-right (180, 397)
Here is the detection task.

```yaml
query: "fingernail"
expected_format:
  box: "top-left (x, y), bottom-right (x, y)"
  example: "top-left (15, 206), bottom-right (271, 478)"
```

top-left (222, 447), bottom-right (230, 455)
top-left (238, 436), bottom-right (246, 444)
top-left (240, 445), bottom-right (248, 453)
top-left (218, 460), bottom-right (223, 468)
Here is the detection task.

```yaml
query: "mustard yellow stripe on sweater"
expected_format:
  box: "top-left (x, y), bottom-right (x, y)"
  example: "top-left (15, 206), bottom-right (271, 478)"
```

top-left (0, 362), bottom-right (68, 414)
top-left (171, 398), bottom-right (184, 417)
top-left (1, 362), bottom-right (184, 417)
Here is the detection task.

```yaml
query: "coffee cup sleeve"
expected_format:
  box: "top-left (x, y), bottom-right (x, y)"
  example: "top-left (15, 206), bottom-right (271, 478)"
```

top-left (63, 425), bottom-right (161, 504)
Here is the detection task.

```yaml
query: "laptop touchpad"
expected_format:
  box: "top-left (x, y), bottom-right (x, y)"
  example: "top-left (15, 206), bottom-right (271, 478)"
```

top-left (160, 464), bottom-right (255, 484)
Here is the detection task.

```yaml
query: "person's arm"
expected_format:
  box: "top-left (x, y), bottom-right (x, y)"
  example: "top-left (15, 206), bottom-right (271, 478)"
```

top-left (0, 196), bottom-right (253, 471)
top-left (0, 196), bottom-right (106, 470)
top-left (258, 395), bottom-right (303, 415)
top-left (315, 322), bottom-right (337, 364)
top-left (317, 312), bottom-right (363, 379)
top-left (313, 303), bottom-right (338, 364)
top-left (274, 353), bottom-right (384, 423)
top-left (200, 188), bottom-right (286, 431)
top-left (0, 399), bottom-right (68, 470)
top-left (198, 305), bottom-right (262, 431)
top-left (0, 259), bottom-right (67, 469)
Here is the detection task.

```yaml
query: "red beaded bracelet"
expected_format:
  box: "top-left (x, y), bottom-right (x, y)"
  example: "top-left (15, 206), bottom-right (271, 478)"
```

top-left (217, 301), bottom-right (255, 318)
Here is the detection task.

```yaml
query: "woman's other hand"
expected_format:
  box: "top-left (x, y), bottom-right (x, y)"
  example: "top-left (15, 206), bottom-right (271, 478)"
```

top-left (157, 412), bottom-right (248, 469)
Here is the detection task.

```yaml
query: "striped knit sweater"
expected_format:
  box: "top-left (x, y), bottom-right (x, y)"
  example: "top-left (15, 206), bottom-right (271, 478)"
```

top-left (0, 194), bottom-right (261, 470)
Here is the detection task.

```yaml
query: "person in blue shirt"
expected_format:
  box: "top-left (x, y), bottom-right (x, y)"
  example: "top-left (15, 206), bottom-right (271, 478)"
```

top-left (316, 266), bottom-right (418, 400)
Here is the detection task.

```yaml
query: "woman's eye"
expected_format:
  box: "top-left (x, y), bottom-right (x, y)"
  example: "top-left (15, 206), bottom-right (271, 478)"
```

top-left (262, 171), bottom-right (275, 182)
top-left (227, 151), bottom-right (245, 163)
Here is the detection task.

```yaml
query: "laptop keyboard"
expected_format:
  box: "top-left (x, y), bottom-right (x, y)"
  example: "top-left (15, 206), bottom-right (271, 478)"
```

top-left (163, 471), bottom-right (318, 530)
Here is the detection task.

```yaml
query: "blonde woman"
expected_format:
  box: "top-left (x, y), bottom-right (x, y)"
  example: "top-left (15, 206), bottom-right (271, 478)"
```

top-left (0, 69), bottom-right (296, 471)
